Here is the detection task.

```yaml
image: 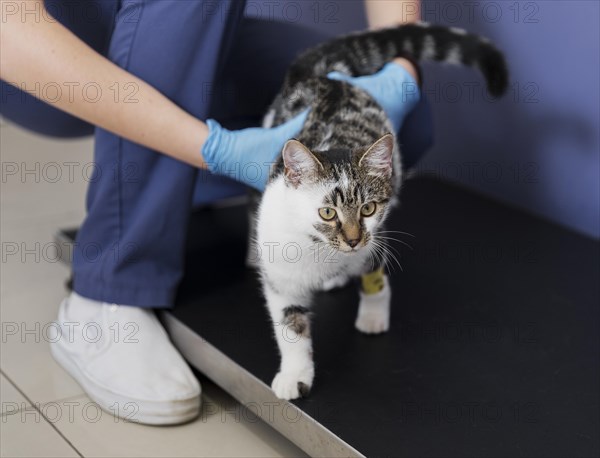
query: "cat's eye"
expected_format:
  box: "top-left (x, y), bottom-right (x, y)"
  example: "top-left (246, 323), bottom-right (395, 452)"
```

top-left (319, 207), bottom-right (337, 221)
top-left (361, 202), bottom-right (377, 217)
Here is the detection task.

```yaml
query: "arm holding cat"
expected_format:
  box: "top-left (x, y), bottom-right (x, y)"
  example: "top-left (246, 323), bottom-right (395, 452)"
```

top-left (0, 0), bottom-right (303, 190)
top-left (365, 0), bottom-right (421, 28)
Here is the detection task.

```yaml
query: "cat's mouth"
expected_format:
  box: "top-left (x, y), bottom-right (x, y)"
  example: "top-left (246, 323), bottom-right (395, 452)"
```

top-left (315, 238), bottom-right (368, 254)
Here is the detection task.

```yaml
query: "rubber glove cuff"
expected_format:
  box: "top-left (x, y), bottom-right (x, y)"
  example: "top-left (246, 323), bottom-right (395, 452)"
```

top-left (202, 110), bottom-right (309, 191)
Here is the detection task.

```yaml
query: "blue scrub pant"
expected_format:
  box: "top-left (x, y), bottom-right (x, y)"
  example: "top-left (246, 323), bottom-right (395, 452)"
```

top-left (1, 0), bottom-right (433, 308)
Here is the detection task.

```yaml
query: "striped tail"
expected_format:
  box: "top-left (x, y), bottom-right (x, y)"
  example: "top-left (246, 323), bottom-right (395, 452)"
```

top-left (285, 22), bottom-right (509, 97)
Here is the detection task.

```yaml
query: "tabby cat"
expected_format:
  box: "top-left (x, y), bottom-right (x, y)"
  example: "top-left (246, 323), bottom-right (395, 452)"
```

top-left (254, 22), bottom-right (508, 400)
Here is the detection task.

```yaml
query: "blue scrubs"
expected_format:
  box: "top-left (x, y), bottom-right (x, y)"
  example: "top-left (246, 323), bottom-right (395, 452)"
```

top-left (1, 0), bottom-right (433, 307)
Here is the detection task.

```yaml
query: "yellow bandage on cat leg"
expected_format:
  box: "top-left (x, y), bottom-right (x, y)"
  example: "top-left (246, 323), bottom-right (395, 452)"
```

top-left (361, 267), bottom-right (385, 295)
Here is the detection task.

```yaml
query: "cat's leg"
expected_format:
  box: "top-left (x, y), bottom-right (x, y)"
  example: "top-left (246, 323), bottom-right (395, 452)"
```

top-left (355, 267), bottom-right (391, 334)
top-left (321, 274), bottom-right (350, 292)
top-left (263, 283), bottom-right (314, 400)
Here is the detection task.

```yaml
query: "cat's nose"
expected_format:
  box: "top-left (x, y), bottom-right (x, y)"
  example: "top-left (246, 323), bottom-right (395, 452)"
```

top-left (345, 238), bottom-right (360, 248)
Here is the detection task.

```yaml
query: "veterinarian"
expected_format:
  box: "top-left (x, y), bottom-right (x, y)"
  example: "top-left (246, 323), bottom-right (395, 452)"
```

top-left (1, 0), bottom-right (431, 423)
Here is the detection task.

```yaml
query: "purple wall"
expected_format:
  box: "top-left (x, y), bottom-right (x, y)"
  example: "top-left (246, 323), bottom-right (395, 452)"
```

top-left (418, 0), bottom-right (600, 239)
top-left (247, 1), bottom-right (600, 238)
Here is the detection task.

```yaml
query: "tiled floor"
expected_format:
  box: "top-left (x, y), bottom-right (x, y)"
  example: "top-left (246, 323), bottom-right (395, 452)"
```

top-left (0, 121), bottom-right (306, 457)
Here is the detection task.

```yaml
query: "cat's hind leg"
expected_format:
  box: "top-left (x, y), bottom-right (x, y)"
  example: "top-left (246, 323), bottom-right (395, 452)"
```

top-left (355, 267), bottom-right (391, 334)
top-left (263, 283), bottom-right (314, 400)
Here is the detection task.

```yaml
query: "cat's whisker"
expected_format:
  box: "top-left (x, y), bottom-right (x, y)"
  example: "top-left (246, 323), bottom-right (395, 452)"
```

top-left (366, 247), bottom-right (377, 272)
top-left (366, 243), bottom-right (381, 267)
top-left (376, 230), bottom-right (416, 238)
top-left (372, 244), bottom-right (401, 268)
top-left (374, 235), bottom-right (413, 251)
top-left (370, 243), bottom-right (386, 271)
top-left (376, 230), bottom-right (415, 236)
top-left (369, 242), bottom-right (395, 273)
top-left (305, 241), bottom-right (329, 254)
top-left (370, 240), bottom-right (403, 272)
top-left (372, 237), bottom-right (405, 255)
top-left (308, 241), bottom-right (339, 264)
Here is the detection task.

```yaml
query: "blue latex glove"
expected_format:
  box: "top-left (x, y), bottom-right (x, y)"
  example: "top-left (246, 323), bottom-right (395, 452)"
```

top-left (327, 62), bottom-right (421, 131)
top-left (202, 109), bottom-right (309, 191)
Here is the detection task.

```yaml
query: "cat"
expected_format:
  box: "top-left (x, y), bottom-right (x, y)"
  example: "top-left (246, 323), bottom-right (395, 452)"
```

top-left (253, 22), bottom-right (508, 400)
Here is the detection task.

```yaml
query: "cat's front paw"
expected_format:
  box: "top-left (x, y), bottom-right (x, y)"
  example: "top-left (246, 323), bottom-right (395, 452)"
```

top-left (355, 311), bottom-right (389, 334)
top-left (355, 278), bottom-right (391, 334)
top-left (271, 368), bottom-right (314, 400)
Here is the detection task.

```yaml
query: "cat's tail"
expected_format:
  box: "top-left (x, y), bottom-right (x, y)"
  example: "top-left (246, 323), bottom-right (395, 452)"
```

top-left (286, 22), bottom-right (509, 97)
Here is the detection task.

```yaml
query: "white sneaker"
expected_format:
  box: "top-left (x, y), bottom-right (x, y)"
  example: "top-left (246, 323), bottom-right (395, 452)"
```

top-left (50, 293), bottom-right (201, 425)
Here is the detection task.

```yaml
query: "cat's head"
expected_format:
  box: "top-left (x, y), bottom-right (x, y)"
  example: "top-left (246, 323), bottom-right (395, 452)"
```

top-left (280, 134), bottom-right (396, 253)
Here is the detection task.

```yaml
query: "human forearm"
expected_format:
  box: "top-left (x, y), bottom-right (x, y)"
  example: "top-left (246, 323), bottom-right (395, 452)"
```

top-left (365, 0), bottom-right (420, 28)
top-left (0, 0), bottom-right (208, 167)
top-left (363, 0), bottom-right (420, 82)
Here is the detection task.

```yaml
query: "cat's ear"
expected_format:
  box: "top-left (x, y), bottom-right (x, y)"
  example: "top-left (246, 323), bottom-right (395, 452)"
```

top-left (358, 133), bottom-right (394, 179)
top-left (282, 140), bottom-right (323, 187)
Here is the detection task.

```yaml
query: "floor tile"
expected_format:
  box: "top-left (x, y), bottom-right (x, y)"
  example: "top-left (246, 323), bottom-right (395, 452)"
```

top-left (1, 219), bottom-right (85, 404)
top-left (0, 373), bottom-right (80, 457)
top-left (1, 373), bottom-right (28, 415)
top-left (0, 122), bottom-right (91, 225)
top-left (50, 378), bottom-right (306, 458)
top-left (0, 285), bottom-right (85, 405)
top-left (1, 123), bottom-right (87, 404)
